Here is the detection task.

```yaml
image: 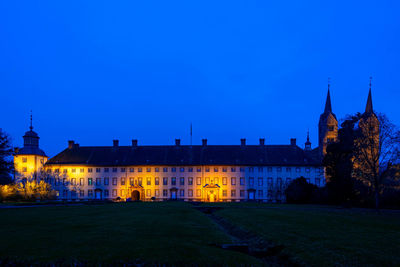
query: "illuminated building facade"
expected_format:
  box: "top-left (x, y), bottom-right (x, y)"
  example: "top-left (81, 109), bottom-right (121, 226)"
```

top-left (13, 88), bottom-right (376, 202)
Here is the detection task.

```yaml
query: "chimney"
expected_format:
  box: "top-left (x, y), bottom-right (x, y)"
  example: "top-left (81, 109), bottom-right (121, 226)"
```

top-left (68, 140), bottom-right (75, 149)
top-left (290, 138), bottom-right (296, 146)
top-left (132, 139), bottom-right (138, 147)
top-left (113, 140), bottom-right (119, 147)
top-left (259, 138), bottom-right (265, 146)
top-left (241, 138), bottom-right (246, 146)
top-left (175, 139), bottom-right (181, 146)
top-left (202, 139), bottom-right (207, 146)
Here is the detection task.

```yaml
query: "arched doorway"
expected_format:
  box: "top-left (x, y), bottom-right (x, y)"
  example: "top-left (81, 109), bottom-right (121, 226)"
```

top-left (131, 190), bottom-right (140, 201)
top-left (208, 190), bottom-right (216, 202)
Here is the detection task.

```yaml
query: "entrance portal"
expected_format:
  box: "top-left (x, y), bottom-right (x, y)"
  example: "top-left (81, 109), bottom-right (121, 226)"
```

top-left (171, 191), bottom-right (177, 200)
top-left (131, 190), bottom-right (140, 201)
top-left (209, 192), bottom-right (216, 202)
top-left (95, 189), bottom-right (102, 200)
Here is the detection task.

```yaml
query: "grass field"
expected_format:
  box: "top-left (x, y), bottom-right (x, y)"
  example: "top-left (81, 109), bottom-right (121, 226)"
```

top-left (0, 202), bottom-right (399, 266)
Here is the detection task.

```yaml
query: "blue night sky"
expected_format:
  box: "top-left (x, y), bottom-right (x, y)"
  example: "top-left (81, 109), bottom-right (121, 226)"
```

top-left (1, 1), bottom-right (399, 157)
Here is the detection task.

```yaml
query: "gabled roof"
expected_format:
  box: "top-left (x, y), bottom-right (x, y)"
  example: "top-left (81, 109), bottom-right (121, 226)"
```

top-left (45, 145), bottom-right (322, 167)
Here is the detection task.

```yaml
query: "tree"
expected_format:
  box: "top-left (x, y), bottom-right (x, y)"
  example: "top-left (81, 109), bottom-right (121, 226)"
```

top-left (323, 115), bottom-right (359, 205)
top-left (354, 113), bottom-right (400, 210)
top-left (0, 129), bottom-right (13, 185)
top-left (285, 177), bottom-right (318, 204)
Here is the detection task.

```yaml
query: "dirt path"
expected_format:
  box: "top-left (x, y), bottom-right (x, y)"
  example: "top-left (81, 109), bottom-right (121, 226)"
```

top-left (194, 206), bottom-right (305, 267)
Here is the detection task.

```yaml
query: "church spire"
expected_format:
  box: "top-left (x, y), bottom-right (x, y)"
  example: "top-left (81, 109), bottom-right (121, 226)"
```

top-left (305, 130), bottom-right (311, 151)
top-left (30, 110), bottom-right (33, 131)
top-left (324, 80), bottom-right (332, 113)
top-left (365, 77), bottom-right (373, 114)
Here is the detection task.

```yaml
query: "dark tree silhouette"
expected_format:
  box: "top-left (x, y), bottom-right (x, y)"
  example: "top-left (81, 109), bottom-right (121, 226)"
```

top-left (285, 177), bottom-right (318, 204)
top-left (0, 129), bottom-right (13, 185)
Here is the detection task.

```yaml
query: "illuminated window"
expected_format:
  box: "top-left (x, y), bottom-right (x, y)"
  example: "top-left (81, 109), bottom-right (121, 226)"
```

top-left (147, 177), bottom-right (151, 185)
top-left (179, 189), bottom-right (184, 197)
top-left (231, 177), bottom-right (236, 185)
top-left (121, 168), bottom-right (126, 172)
top-left (223, 190), bottom-right (227, 197)
top-left (138, 177), bottom-right (142, 185)
top-left (249, 177), bottom-right (254, 186)
top-left (22, 167), bottom-right (27, 172)
top-left (96, 178), bottom-right (101, 186)
top-left (80, 168), bottom-right (84, 173)
top-left (71, 178), bottom-right (76, 185)
top-left (120, 189), bottom-right (125, 197)
top-left (104, 178), bottom-right (109, 185)
top-left (112, 178), bottom-right (117, 185)
top-left (231, 190), bottom-right (236, 197)
top-left (121, 177), bottom-right (125, 185)
top-left (258, 177), bottom-right (263, 186)
top-left (171, 177), bottom-right (176, 185)
top-left (196, 177), bottom-right (201, 185)
top-left (80, 178), bottom-right (84, 186)
top-left (155, 168), bottom-right (159, 172)
top-left (104, 168), bottom-right (109, 172)
top-left (63, 169), bottom-right (68, 173)
top-left (104, 190), bottom-right (109, 197)
top-left (155, 177), bottom-right (160, 185)
top-left (213, 177), bottom-right (218, 184)
top-left (112, 189), bottom-right (117, 197)
top-left (180, 167), bottom-right (185, 172)
top-left (188, 189), bottom-right (193, 197)
top-left (205, 177), bottom-right (210, 184)
top-left (155, 189), bottom-right (160, 196)
top-left (146, 168), bottom-right (151, 172)
top-left (22, 157), bottom-right (27, 163)
top-left (240, 177), bottom-right (245, 185)
top-left (72, 169), bottom-right (76, 173)
top-left (188, 177), bottom-right (193, 185)
top-left (222, 177), bottom-right (227, 185)
top-left (196, 189), bottom-right (201, 197)
top-left (146, 189), bottom-right (151, 197)
top-left (163, 177), bottom-right (168, 185)
top-left (88, 168), bottom-right (93, 173)
top-left (129, 168), bottom-right (134, 172)
top-left (96, 168), bottom-right (101, 173)
top-left (163, 190), bottom-right (168, 197)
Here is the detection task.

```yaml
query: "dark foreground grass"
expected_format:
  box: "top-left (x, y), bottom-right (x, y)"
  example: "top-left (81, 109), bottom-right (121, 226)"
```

top-left (212, 203), bottom-right (400, 267)
top-left (0, 202), bottom-right (262, 265)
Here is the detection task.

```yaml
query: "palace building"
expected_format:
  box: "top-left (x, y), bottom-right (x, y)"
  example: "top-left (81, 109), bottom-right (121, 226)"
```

top-left (13, 87), bottom-right (376, 202)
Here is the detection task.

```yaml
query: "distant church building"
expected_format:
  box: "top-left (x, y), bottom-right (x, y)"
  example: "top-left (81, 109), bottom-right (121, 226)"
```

top-left (13, 86), bottom-right (377, 202)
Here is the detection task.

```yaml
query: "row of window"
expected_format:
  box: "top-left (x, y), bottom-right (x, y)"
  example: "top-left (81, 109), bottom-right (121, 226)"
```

top-left (50, 177), bottom-right (322, 186)
top-left (47, 166), bottom-right (321, 174)
top-left (59, 189), bottom-right (285, 198)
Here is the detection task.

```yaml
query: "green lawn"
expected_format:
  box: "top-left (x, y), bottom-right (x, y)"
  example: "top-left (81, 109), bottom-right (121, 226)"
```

top-left (213, 204), bottom-right (400, 266)
top-left (0, 202), bottom-right (262, 265)
top-left (0, 202), bottom-right (399, 266)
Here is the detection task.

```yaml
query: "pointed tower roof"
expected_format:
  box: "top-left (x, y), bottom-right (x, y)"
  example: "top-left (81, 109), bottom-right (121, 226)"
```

top-left (365, 77), bottom-right (373, 114)
top-left (324, 87), bottom-right (332, 113)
